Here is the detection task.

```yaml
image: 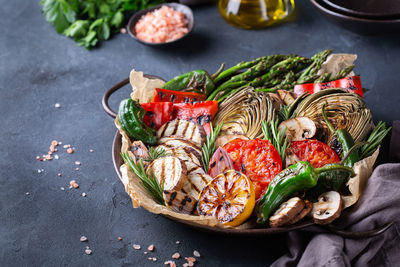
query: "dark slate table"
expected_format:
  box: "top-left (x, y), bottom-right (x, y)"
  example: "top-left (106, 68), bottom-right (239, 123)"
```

top-left (1, 0), bottom-right (399, 266)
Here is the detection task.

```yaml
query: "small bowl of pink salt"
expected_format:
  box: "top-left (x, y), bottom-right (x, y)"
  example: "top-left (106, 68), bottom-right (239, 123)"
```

top-left (127, 3), bottom-right (194, 45)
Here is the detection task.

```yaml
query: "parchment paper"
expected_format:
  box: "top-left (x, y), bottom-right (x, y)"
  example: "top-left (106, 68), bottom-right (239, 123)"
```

top-left (116, 119), bottom-right (378, 229)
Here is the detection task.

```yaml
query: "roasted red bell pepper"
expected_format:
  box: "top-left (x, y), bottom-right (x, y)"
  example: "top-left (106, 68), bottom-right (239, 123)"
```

top-left (294, 76), bottom-right (363, 97)
top-left (173, 101), bottom-right (219, 135)
top-left (141, 102), bottom-right (174, 130)
top-left (153, 88), bottom-right (206, 103)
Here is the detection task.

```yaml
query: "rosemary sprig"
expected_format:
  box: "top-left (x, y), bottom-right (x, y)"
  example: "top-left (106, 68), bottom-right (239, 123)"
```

top-left (121, 152), bottom-right (165, 205)
top-left (201, 123), bottom-right (223, 173)
top-left (262, 119), bottom-right (289, 163)
top-left (278, 105), bottom-right (292, 121)
top-left (144, 147), bottom-right (169, 162)
top-left (359, 121), bottom-right (391, 159)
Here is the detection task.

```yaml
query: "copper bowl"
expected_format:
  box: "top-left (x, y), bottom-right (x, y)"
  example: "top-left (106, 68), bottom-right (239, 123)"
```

top-left (102, 76), bottom-right (393, 237)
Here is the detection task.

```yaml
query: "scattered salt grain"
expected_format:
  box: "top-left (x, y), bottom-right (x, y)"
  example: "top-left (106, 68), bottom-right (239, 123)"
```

top-left (89, 149), bottom-right (94, 153)
top-left (75, 168), bottom-right (79, 171)
top-left (26, 192), bottom-right (30, 195)
top-left (164, 261), bottom-right (176, 267)
top-left (175, 241), bottom-right (180, 244)
top-left (80, 236), bottom-right (88, 242)
top-left (120, 28), bottom-right (127, 34)
top-left (69, 180), bottom-right (79, 189)
top-left (152, 258), bottom-right (157, 262)
top-left (82, 193), bottom-right (87, 197)
top-left (85, 249), bottom-right (92, 255)
top-left (58, 173), bottom-right (62, 177)
top-left (147, 244), bottom-right (154, 251)
top-left (133, 244), bottom-right (141, 250)
top-left (172, 252), bottom-right (180, 259)
top-left (36, 156), bottom-right (40, 160)
top-left (193, 251), bottom-right (200, 257)
top-left (54, 155), bottom-right (59, 160)
top-left (118, 236), bottom-right (122, 241)
top-left (60, 187), bottom-right (65, 191)
top-left (67, 148), bottom-right (74, 154)
top-left (75, 161), bottom-right (81, 166)
top-left (55, 103), bottom-right (61, 108)
top-left (144, 251), bottom-right (148, 255)
top-left (186, 257), bottom-right (196, 263)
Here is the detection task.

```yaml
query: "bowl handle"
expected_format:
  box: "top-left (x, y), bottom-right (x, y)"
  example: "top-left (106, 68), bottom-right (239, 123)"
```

top-left (102, 78), bottom-right (130, 119)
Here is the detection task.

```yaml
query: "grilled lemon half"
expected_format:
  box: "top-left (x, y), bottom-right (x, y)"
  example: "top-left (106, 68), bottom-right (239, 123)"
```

top-left (197, 170), bottom-right (255, 227)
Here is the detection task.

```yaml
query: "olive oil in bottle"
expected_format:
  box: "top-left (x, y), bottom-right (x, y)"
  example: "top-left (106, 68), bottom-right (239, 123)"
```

top-left (218, 0), bottom-right (295, 29)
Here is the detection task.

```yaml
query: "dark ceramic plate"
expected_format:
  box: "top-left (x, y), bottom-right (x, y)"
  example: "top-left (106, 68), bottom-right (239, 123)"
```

top-left (311, 0), bottom-right (400, 35)
top-left (126, 3), bottom-right (194, 46)
top-left (322, 0), bottom-right (400, 18)
top-left (102, 76), bottom-right (393, 237)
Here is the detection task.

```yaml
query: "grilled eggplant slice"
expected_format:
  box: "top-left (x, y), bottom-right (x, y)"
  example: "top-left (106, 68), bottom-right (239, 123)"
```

top-left (157, 145), bottom-right (202, 165)
top-left (163, 190), bottom-right (197, 215)
top-left (184, 160), bottom-right (206, 175)
top-left (181, 173), bottom-right (213, 200)
top-left (158, 137), bottom-right (202, 156)
top-left (147, 156), bottom-right (187, 191)
top-left (157, 119), bottom-right (206, 147)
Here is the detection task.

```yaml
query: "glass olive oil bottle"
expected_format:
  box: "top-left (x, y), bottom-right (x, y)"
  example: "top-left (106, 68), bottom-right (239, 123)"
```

top-left (218, 0), bottom-right (295, 29)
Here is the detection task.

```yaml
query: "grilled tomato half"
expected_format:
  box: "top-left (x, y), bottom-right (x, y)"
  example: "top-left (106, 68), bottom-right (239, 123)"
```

top-left (223, 138), bottom-right (282, 200)
top-left (197, 170), bottom-right (255, 227)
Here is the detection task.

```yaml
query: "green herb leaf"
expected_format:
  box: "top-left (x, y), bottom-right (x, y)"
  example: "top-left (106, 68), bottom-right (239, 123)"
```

top-left (121, 152), bottom-right (165, 205)
top-left (41, 0), bottom-right (77, 33)
top-left (144, 147), bottom-right (170, 162)
top-left (201, 123), bottom-right (223, 173)
top-left (262, 119), bottom-right (289, 163)
top-left (359, 121), bottom-right (391, 159)
top-left (110, 11), bottom-right (124, 28)
top-left (64, 20), bottom-right (89, 39)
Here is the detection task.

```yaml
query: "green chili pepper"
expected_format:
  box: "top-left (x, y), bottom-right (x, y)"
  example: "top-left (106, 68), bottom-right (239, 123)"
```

top-left (256, 161), bottom-right (354, 224)
top-left (162, 70), bottom-right (215, 95)
top-left (118, 98), bottom-right (157, 145)
top-left (321, 104), bottom-right (358, 167)
top-left (305, 168), bottom-right (351, 202)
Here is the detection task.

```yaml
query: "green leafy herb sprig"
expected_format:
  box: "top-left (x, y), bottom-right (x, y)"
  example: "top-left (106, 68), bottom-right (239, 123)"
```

top-left (40, 0), bottom-right (165, 49)
top-left (201, 123), bottom-right (223, 173)
top-left (144, 147), bottom-right (169, 162)
top-left (121, 152), bottom-right (164, 205)
top-left (262, 119), bottom-right (289, 163)
top-left (359, 121), bottom-right (391, 159)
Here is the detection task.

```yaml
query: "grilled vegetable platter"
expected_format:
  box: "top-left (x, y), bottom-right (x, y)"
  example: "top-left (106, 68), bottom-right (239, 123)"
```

top-left (114, 49), bottom-right (391, 230)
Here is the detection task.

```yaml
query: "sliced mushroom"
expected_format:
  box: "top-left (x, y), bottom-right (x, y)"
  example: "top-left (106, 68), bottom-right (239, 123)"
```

top-left (312, 191), bottom-right (342, 225)
top-left (130, 141), bottom-right (150, 167)
top-left (277, 90), bottom-right (296, 105)
top-left (278, 117), bottom-right (317, 142)
top-left (269, 197), bottom-right (305, 228)
top-left (288, 200), bottom-right (313, 225)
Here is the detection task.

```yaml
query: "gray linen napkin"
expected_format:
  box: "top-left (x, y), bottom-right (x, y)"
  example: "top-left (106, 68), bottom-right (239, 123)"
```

top-left (272, 121), bottom-right (400, 267)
